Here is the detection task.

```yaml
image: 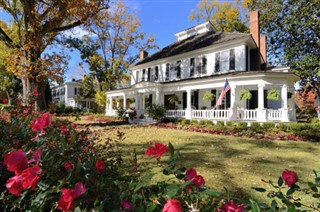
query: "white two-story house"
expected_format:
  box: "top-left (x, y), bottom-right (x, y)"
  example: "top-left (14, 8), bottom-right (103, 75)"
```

top-left (52, 78), bottom-right (96, 109)
top-left (106, 11), bottom-right (299, 122)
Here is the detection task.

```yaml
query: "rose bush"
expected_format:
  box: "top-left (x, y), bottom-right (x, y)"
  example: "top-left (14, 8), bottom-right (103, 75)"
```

top-left (1, 99), bottom-right (320, 211)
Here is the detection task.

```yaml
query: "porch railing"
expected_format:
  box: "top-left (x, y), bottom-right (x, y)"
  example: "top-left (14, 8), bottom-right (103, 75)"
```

top-left (267, 109), bottom-right (282, 121)
top-left (165, 110), bottom-right (185, 118)
top-left (238, 109), bottom-right (257, 120)
top-left (191, 109), bottom-right (229, 120)
top-left (106, 109), bottom-right (118, 117)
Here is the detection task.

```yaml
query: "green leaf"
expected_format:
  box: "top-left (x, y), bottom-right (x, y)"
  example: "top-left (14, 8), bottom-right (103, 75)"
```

top-left (249, 199), bottom-right (260, 212)
top-left (276, 192), bottom-right (285, 200)
top-left (278, 177), bottom-right (283, 187)
top-left (146, 201), bottom-right (157, 211)
top-left (165, 185), bottom-right (179, 198)
top-left (287, 203), bottom-right (295, 212)
top-left (180, 180), bottom-right (192, 189)
top-left (37, 181), bottom-right (50, 191)
top-left (271, 200), bottom-right (278, 209)
top-left (252, 187), bottom-right (267, 192)
top-left (176, 174), bottom-right (185, 180)
top-left (74, 207), bottom-right (81, 212)
top-left (286, 187), bottom-right (295, 196)
top-left (308, 182), bottom-right (318, 192)
top-left (168, 142), bottom-right (174, 157)
top-left (204, 189), bottom-right (221, 197)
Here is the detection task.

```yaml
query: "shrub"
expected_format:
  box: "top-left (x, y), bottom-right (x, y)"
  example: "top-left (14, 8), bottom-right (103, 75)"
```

top-left (277, 123), bottom-right (289, 132)
top-left (190, 120), bottom-right (199, 126)
top-left (64, 106), bottom-right (74, 114)
top-left (116, 106), bottom-right (126, 119)
top-left (262, 122), bottom-right (275, 132)
top-left (216, 121), bottom-right (225, 127)
top-left (205, 120), bottom-right (214, 126)
top-left (199, 120), bottom-right (207, 126)
top-left (237, 122), bottom-right (248, 131)
top-left (181, 119), bottom-right (190, 126)
top-left (226, 121), bottom-right (234, 127)
top-left (250, 122), bottom-right (263, 133)
top-left (147, 104), bottom-right (166, 121)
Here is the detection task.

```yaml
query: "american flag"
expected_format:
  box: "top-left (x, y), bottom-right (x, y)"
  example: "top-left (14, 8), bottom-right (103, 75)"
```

top-left (215, 79), bottom-right (231, 108)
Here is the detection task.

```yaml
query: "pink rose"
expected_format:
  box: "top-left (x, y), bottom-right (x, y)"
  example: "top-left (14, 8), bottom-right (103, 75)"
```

top-left (6, 175), bottom-right (24, 196)
top-left (2, 98), bottom-right (8, 104)
top-left (282, 169), bottom-right (298, 187)
top-left (63, 161), bottom-right (75, 172)
top-left (32, 90), bottom-right (39, 96)
top-left (162, 199), bottom-right (182, 212)
top-left (57, 182), bottom-right (86, 212)
top-left (185, 168), bottom-right (205, 191)
top-left (30, 112), bottom-right (51, 133)
top-left (21, 164), bottom-right (42, 189)
top-left (120, 199), bottom-right (132, 210)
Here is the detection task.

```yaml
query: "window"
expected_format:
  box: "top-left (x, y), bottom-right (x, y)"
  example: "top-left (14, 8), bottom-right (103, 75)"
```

top-left (147, 68), bottom-right (151, 81)
top-left (74, 87), bottom-right (77, 95)
top-left (142, 69), bottom-right (146, 81)
top-left (215, 52), bottom-right (220, 72)
top-left (155, 66), bottom-right (159, 81)
top-left (220, 50), bottom-right (229, 71)
top-left (176, 61), bottom-right (181, 79)
top-left (190, 58), bottom-right (195, 77)
top-left (229, 49), bottom-right (235, 70)
top-left (202, 56), bottom-right (207, 74)
top-left (62, 88), bottom-right (65, 95)
top-left (165, 64), bottom-right (170, 81)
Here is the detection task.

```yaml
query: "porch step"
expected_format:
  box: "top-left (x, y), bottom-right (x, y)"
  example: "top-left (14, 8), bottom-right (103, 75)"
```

top-left (131, 118), bottom-right (156, 125)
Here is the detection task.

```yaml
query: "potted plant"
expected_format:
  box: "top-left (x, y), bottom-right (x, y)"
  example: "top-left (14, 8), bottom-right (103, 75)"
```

top-left (168, 94), bottom-right (179, 104)
top-left (267, 88), bottom-right (280, 101)
top-left (240, 89), bottom-right (252, 101)
top-left (202, 91), bottom-right (215, 102)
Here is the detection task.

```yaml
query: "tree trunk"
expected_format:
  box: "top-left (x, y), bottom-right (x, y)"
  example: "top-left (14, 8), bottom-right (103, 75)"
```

top-left (21, 76), bottom-right (47, 111)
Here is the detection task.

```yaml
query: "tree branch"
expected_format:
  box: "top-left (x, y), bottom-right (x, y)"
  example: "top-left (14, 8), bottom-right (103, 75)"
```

top-left (48, 20), bottom-right (83, 33)
top-left (0, 27), bottom-right (15, 48)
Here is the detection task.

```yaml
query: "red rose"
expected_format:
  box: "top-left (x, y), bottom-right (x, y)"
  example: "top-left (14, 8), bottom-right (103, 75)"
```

top-left (4, 150), bottom-right (28, 175)
top-left (21, 164), bottom-right (41, 189)
top-left (63, 161), bottom-right (75, 172)
top-left (145, 142), bottom-right (169, 158)
top-left (162, 199), bottom-right (182, 212)
top-left (95, 159), bottom-right (105, 173)
top-left (282, 169), bottom-right (298, 187)
top-left (120, 199), bottom-right (132, 210)
top-left (32, 90), bottom-right (39, 96)
top-left (185, 168), bottom-right (205, 191)
top-left (2, 98), bottom-right (8, 104)
top-left (6, 175), bottom-right (24, 196)
top-left (57, 182), bottom-right (86, 212)
top-left (31, 112), bottom-right (51, 133)
top-left (71, 123), bottom-right (77, 128)
top-left (217, 200), bottom-right (245, 212)
top-left (57, 188), bottom-right (74, 211)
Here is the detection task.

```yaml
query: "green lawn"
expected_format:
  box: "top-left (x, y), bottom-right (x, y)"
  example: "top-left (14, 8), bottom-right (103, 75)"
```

top-left (91, 125), bottom-right (320, 205)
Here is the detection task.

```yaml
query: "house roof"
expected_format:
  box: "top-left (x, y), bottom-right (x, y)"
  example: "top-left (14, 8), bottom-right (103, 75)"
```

top-left (133, 31), bottom-right (251, 67)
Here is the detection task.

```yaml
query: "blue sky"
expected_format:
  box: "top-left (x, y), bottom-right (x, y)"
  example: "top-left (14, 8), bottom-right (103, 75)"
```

top-left (66, 0), bottom-right (203, 80)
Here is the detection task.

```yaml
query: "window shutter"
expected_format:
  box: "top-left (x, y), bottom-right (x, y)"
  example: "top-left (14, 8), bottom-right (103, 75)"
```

top-left (229, 49), bottom-right (235, 70)
top-left (147, 68), bottom-right (151, 81)
top-left (142, 69), bottom-right (146, 81)
top-left (166, 64), bottom-right (170, 81)
top-left (215, 52), bottom-right (220, 72)
top-left (202, 56), bottom-right (207, 74)
top-left (155, 66), bottom-right (159, 81)
top-left (190, 58), bottom-right (195, 77)
top-left (176, 61), bottom-right (181, 79)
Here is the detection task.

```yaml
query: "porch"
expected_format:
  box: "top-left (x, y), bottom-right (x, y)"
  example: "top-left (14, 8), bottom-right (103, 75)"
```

top-left (106, 108), bottom-right (295, 122)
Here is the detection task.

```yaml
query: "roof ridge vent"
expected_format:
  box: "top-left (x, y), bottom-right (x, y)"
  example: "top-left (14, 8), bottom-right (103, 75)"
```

top-left (174, 22), bottom-right (216, 41)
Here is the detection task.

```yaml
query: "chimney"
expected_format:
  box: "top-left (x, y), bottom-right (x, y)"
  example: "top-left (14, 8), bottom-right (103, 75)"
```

top-left (250, 11), bottom-right (260, 48)
top-left (140, 50), bottom-right (148, 61)
top-left (260, 34), bottom-right (267, 65)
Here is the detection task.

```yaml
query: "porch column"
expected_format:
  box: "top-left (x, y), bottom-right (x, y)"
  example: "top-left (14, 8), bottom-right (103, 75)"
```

top-left (229, 85), bottom-right (237, 120)
top-left (123, 94), bottom-right (127, 109)
top-left (289, 90), bottom-right (296, 121)
top-left (135, 92), bottom-right (139, 110)
top-left (185, 89), bottom-right (192, 120)
top-left (257, 84), bottom-right (267, 122)
top-left (281, 84), bottom-right (289, 122)
top-left (156, 89), bottom-right (161, 105)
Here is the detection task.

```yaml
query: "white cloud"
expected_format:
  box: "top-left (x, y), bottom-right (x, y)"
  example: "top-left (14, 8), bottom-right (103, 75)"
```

top-left (63, 27), bottom-right (96, 39)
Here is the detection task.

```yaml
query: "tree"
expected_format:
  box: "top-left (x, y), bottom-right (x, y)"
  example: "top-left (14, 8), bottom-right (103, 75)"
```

top-left (78, 74), bottom-right (96, 99)
top-left (248, 0), bottom-right (320, 115)
top-left (68, 0), bottom-right (158, 92)
top-left (0, 1), bottom-right (108, 110)
top-left (189, 0), bottom-right (248, 32)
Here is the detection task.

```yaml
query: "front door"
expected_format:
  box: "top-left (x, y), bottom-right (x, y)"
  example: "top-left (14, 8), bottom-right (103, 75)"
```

top-left (248, 90), bottom-right (258, 109)
top-left (164, 95), bottom-right (176, 109)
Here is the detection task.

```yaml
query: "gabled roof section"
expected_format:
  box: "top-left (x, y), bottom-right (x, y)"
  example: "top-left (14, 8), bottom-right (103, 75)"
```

top-left (133, 31), bottom-right (251, 67)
